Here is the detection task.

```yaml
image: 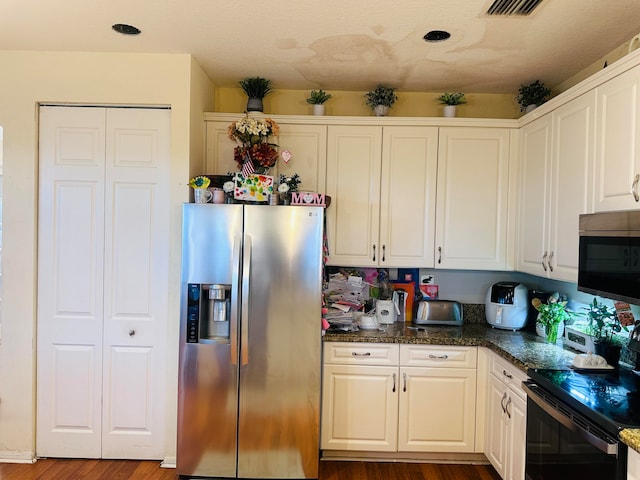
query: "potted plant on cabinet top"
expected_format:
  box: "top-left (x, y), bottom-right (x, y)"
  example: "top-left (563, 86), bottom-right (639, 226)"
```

top-left (532, 292), bottom-right (573, 343)
top-left (581, 298), bottom-right (626, 367)
top-left (516, 80), bottom-right (551, 113)
top-left (365, 84), bottom-right (397, 116)
top-left (436, 92), bottom-right (467, 118)
top-left (306, 89), bottom-right (332, 116)
top-left (239, 76), bottom-right (274, 112)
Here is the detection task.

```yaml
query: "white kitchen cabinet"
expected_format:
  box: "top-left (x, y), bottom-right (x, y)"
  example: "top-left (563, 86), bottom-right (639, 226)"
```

top-left (205, 119), bottom-right (327, 193)
top-left (594, 64), bottom-right (640, 212)
top-left (321, 342), bottom-right (477, 455)
top-left (326, 125), bottom-right (438, 267)
top-left (485, 352), bottom-right (527, 480)
top-left (629, 447), bottom-right (640, 480)
top-left (518, 92), bottom-right (595, 281)
top-left (435, 127), bottom-right (514, 270)
top-left (321, 343), bottom-right (399, 452)
top-left (398, 345), bottom-right (477, 453)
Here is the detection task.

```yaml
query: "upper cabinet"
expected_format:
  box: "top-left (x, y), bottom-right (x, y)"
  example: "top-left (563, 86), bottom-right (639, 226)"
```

top-left (435, 127), bottom-right (514, 270)
top-left (593, 64), bottom-right (640, 211)
top-left (518, 92), bottom-right (595, 281)
top-left (325, 125), bottom-right (438, 267)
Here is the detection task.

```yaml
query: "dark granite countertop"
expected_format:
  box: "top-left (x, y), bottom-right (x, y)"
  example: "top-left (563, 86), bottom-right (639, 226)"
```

top-left (323, 322), bottom-right (577, 373)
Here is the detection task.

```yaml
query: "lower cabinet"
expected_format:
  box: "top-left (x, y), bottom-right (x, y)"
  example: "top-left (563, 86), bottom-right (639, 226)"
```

top-left (629, 447), bottom-right (640, 480)
top-left (485, 352), bottom-right (527, 480)
top-left (321, 342), bottom-right (477, 454)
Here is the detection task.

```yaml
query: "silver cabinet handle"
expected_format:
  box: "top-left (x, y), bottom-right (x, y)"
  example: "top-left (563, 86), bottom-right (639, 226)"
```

top-left (372, 244), bottom-right (376, 262)
top-left (548, 251), bottom-right (555, 272)
top-left (403, 372), bottom-right (407, 392)
top-left (633, 173), bottom-right (640, 202)
top-left (392, 373), bottom-right (396, 393)
top-left (428, 354), bottom-right (448, 359)
top-left (382, 245), bottom-right (386, 262)
top-left (437, 246), bottom-right (442, 264)
top-left (505, 397), bottom-right (512, 419)
top-left (501, 391), bottom-right (508, 413)
top-left (541, 251), bottom-right (548, 272)
top-left (502, 369), bottom-right (513, 379)
top-left (352, 352), bottom-right (372, 357)
top-left (129, 329), bottom-right (136, 336)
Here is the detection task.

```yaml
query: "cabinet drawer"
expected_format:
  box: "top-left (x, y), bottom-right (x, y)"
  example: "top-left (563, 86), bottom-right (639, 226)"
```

top-left (324, 342), bottom-right (400, 366)
top-left (400, 345), bottom-right (477, 368)
top-left (490, 353), bottom-right (528, 397)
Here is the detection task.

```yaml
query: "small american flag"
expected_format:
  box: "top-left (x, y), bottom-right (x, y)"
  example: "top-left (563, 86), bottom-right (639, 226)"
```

top-left (241, 153), bottom-right (255, 177)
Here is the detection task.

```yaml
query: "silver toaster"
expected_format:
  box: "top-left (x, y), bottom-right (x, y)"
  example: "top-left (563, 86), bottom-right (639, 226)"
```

top-left (414, 300), bottom-right (463, 326)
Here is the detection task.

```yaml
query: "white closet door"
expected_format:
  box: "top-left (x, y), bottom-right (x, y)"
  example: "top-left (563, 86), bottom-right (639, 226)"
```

top-left (101, 108), bottom-right (170, 459)
top-left (37, 106), bottom-right (170, 460)
top-left (37, 106), bottom-right (107, 458)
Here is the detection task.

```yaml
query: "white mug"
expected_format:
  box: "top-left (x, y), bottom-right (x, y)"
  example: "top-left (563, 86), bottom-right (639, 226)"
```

top-left (194, 188), bottom-right (213, 204)
top-left (359, 315), bottom-right (379, 330)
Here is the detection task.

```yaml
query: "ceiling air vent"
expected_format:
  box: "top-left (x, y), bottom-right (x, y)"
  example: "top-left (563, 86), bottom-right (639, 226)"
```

top-left (487, 0), bottom-right (543, 16)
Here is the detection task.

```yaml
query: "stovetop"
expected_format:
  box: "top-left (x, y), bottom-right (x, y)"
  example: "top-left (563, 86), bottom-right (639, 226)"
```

top-left (527, 367), bottom-right (640, 434)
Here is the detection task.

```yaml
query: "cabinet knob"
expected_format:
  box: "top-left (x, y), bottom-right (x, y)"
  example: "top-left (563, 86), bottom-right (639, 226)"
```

top-left (541, 251), bottom-right (548, 272)
top-left (129, 329), bottom-right (136, 337)
top-left (501, 391), bottom-right (508, 413)
top-left (382, 245), bottom-right (386, 262)
top-left (633, 174), bottom-right (640, 202)
top-left (548, 251), bottom-right (555, 272)
top-left (372, 244), bottom-right (376, 262)
top-left (438, 246), bottom-right (442, 264)
top-left (392, 373), bottom-right (396, 393)
top-left (502, 369), bottom-right (513, 379)
top-left (402, 372), bottom-right (407, 392)
top-left (352, 352), bottom-right (371, 357)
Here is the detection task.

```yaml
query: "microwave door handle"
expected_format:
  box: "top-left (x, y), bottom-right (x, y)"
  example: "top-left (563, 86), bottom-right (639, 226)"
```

top-left (523, 382), bottom-right (618, 455)
top-left (240, 234), bottom-right (251, 366)
top-left (230, 234), bottom-right (242, 366)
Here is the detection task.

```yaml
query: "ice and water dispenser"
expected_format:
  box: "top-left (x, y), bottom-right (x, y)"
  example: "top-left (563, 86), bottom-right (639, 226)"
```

top-left (186, 283), bottom-right (231, 343)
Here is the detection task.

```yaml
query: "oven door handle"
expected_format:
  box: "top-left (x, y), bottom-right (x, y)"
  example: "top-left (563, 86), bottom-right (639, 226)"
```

top-left (523, 382), bottom-right (618, 456)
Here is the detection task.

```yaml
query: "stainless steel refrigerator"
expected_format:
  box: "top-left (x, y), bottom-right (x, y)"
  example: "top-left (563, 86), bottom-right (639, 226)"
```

top-left (177, 203), bottom-right (323, 479)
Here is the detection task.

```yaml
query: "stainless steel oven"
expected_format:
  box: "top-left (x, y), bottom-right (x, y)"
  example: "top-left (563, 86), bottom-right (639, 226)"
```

top-left (522, 367), bottom-right (640, 480)
top-left (523, 381), bottom-right (626, 480)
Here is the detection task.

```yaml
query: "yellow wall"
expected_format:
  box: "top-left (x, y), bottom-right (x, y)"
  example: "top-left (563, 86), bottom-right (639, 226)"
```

top-left (215, 87), bottom-right (521, 119)
top-left (0, 50), bottom-right (214, 461)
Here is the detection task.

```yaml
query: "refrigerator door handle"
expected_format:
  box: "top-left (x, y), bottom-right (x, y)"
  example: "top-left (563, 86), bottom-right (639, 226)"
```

top-left (241, 234), bottom-right (251, 365)
top-left (230, 233), bottom-right (242, 366)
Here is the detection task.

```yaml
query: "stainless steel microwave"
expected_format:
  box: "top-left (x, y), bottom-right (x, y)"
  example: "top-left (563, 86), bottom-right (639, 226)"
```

top-left (578, 210), bottom-right (640, 305)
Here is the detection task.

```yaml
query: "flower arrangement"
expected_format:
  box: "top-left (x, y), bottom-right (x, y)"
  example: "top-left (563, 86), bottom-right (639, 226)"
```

top-left (228, 115), bottom-right (280, 173)
top-left (277, 173), bottom-right (302, 194)
top-left (189, 175), bottom-right (210, 189)
top-left (532, 292), bottom-right (574, 343)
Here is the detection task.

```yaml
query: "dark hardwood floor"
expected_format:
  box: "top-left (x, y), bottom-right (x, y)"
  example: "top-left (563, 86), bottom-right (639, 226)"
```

top-left (0, 458), bottom-right (501, 480)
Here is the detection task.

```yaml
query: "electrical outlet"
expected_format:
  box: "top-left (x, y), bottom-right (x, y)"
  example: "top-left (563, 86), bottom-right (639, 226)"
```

top-left (420, 274), bottom-right (435, 285)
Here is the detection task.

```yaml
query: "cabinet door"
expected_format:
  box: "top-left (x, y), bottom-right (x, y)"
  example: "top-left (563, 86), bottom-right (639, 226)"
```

top-left (549, 92), bottom-right (595, 281)
top-left (276, 124), bottom-right (327, 193)
top-left (435, 127), bottom-right (511, 270)
top-left (380, 126), bottom-right (438, 267)
top-left (629, 448), bottom-right (640, 480)
top-left (485, 374), bottom-right (507, 478)
top-left (205, 120), bottom-right (237, 174)
top-left (321, 364), bottom-right (398, 452)
top-left (518, 116), bottom-right (552, 276)
top-left (326, 126), bottom-right (382, 267)
top-left (504, 391), bottom-right (526, 480)
top-left (594, 64), bottom-right (640, 212)
top-left (397, 367), bottom-right (476, 452)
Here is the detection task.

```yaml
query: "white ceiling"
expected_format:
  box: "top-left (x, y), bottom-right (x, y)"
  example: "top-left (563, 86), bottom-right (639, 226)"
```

top-left (2, 0), bottom-right (640, 94)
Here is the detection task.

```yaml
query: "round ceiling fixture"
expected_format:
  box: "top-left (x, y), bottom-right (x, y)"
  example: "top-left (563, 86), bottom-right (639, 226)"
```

top-left (112, 24), bottom-right (141, 35)
top-left (423, 30), bottom-right (451, 42)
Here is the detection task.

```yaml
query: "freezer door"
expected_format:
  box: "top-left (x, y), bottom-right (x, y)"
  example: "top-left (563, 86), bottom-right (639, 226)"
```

top-left (177, 203), bottom-right (243, 478)
top-left (237, 205), bottom-right (323, 479)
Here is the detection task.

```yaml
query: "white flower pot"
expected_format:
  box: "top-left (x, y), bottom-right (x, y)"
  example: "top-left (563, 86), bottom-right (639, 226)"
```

top-left (524, 104), bottom-right (537, 113)
top-left (536, 321), bottom-right (564, 340)
top-left (374, 105), bottom-right (389, 117)
top-left (443, 105), bottom-right (457, 117)
top-left (313, 104), bottom-right (325, 116)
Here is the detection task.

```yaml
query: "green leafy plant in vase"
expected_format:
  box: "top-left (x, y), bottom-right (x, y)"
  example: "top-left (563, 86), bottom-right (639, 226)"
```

top-left (436, 92), bottom-right (467, 117)
top-left (532, 292), bottom-right (573, 343)
top-left (365, 84), bottom-right (397, 116)
top-left (239, 76), bottom-right (274, 112)
top-left (582, 298), bottom-right (626, 367)
top-left (306, 89), bottom-right (332, 116)
top-left (516, 80), bottom-right (551, 113)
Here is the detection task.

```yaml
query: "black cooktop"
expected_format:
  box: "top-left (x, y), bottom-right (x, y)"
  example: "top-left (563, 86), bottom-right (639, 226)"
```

top-left (527, 367), bottom-right (640, 434)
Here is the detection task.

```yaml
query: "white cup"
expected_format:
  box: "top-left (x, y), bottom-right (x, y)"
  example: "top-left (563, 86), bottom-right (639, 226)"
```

top-left (194, 188), bottom-right (213, 204)
top-left (359, 315), bottom-right (379, 330)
